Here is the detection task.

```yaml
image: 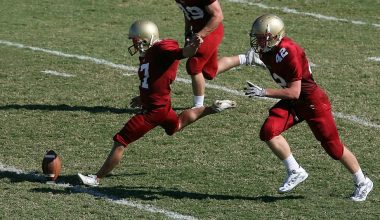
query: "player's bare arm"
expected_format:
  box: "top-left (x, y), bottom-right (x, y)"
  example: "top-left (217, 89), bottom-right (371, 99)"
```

top-left (197, 0), bottom-right (223, 38)
top-left (265, 80), bottom-right (301, 100)
top-left (244, 80), bottom-right (301, 100)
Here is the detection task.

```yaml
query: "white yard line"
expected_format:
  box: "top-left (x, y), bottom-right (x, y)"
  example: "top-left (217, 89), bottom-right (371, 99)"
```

top-left (41, 70), bottom-right (76, 77)
top-left (226, 1), bottom-right (380, 64)
top-left (333, 112), bottom-right (380, 128)
top-left (368, 57), bottom-right (380, 62)
top-left (0, 39), bottom-right (379, 129)
top-left (122, 72), bottom-right (136, 76)
top-left (226, 0), bottom-right (380, 29)
top-left (0, 162), bottom-right (198, 220)
top-left (0, 40), bottom-right (136, 72)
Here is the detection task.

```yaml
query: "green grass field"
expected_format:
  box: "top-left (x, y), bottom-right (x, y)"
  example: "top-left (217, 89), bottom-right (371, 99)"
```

top-left (1, 0), bottom-right (379, 219)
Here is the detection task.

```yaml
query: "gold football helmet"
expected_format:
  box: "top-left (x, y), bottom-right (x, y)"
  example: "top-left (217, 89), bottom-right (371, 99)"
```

top-left (128, 20), bottom-right (159, 56)
top-left (250, 14), bottom-right (285, 53)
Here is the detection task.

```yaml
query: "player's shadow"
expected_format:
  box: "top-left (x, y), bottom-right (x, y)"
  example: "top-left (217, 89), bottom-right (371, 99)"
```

top-left (29, 173), bottom-right (148, 195)
top-left (56, 172), bottom-right (147, 186)
top-left (0, 170), bottom-right (303, 202)
top-left (0, 103), bottom-right (187, 114)
top-left (0, 170), bottom-right (44, 183)
top-left (0, 103), bottom-right (137, 114)
top-left (95, 186), bottom-right (304, 203)
top-left (0, 170), bottom-right (80, 185)
top-left (0, 169), bottom-right (65, 196)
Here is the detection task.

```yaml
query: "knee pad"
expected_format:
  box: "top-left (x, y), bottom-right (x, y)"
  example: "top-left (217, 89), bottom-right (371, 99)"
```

top-left (321, 139), bottom-right (344, 160)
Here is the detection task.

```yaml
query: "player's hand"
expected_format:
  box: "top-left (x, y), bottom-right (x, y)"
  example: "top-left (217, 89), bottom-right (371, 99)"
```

top-left (129, 96), bottom-right (142, 108)
top-left (188, 34), bottom-right (203, 47)
top-left (244, 81), bottom-right (266, 97)
top-left (245, 48), bottom-right (266, 69)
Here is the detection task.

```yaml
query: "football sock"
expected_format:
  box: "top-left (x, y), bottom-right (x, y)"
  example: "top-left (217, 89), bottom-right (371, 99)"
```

top-left (353, 168), bottom-right (365, 185)
top-left (193, 95), bottom-right (204, 107)
top-left (283, 154), bottom-right (300, 172)
top-left (238, 54), bottom-right (246, 65)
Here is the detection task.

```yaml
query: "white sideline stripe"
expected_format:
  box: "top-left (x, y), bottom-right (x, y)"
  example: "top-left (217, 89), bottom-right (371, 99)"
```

top-left (41, 70), bottom-right (76, 77)
top-left (227, 0), bottom-right (380, 29)
top-left (0, 162), bottom-right (197, 220)
top-left (368, 57), bottom-right (380, 62)
top-left (0, 39), bottom-right (379, 129)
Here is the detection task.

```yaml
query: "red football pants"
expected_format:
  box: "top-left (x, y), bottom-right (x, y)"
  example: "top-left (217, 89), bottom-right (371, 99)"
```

top-left (186, 24), bottom-right (224, 80)
top-left (260, 89), bottom-right (344, 160)
top-left (113, 104), bottom-right (179, 147)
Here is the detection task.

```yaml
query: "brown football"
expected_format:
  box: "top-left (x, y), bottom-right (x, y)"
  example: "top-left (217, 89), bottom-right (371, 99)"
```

top-left (42, 150), bottom-right (61, 181)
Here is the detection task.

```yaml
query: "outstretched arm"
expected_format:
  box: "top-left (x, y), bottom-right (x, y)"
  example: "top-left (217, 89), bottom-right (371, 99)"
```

top-left (244, 80), bottom-right (301, 100)
top-left (265, 80), bottom-right (301, 100)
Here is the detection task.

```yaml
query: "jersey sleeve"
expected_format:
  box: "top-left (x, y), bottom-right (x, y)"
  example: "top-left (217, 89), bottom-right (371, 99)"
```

top-left (159, 39), bottom-right (184, 61)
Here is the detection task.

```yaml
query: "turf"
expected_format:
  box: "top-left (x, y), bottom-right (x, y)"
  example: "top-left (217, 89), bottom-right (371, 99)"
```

top-left (0, 0), bottom-right (379, 219)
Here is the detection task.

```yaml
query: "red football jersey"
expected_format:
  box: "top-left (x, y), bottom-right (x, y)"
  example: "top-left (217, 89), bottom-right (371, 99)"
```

top-left (260, 37), bottom-right (318, 100)
top-left (138, 39), bottom-right (184, 109)
top-left (175, 0), bottom-right (217, 32)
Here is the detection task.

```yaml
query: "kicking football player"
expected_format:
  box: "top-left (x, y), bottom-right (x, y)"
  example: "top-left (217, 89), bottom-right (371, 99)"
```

top-left (243, 14), bottom-right (373, 201)
top-left (175, 0), bottom-right (264, 108)
top-left (78, 20), bottom-right (236, 186)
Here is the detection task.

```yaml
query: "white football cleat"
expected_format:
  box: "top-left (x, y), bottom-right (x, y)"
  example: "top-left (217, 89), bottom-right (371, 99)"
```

top-left (245, 48), bottom-right (266, 68)
top-left (211, 100), bottom-right (237, 113)
top-left (350, 177), bottom-right (373, 202)
top-left (278, 167), bottom-right (308, 193)
top-left (78, 173), bottom-right (99, 186)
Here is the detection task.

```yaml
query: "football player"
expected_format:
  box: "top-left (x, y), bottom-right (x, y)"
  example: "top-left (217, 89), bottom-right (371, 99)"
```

top-left (244, 14), bottom-right (373, 201)
top-left (175, 0), bottom-right (264, 108)
top-left (78, 20), bottom-right (236, 186)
